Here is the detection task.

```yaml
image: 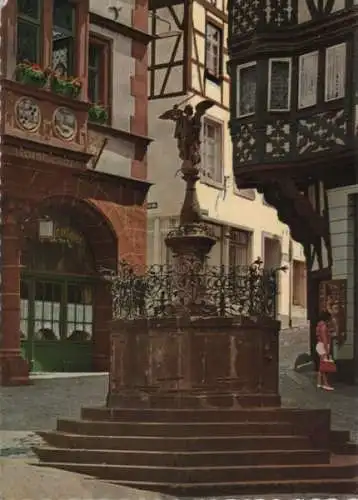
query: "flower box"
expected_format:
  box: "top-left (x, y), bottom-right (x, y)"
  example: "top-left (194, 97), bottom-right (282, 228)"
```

top-left (88, 104), bottom-right (108, 124)
top-left (50, 75), bottom-right (82, 99)
top-left (15, 61), bottom-right (47, 88)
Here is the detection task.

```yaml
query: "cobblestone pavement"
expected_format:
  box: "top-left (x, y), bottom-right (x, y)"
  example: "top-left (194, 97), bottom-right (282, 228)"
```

top-left (1, 326), bottom-right (357, 457)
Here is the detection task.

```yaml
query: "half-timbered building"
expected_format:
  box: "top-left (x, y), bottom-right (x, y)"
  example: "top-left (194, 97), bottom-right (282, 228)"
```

top-left (0, 0), bottom-right (152, 384)
top-left (228, 0), bottom-right (357, 382)
top-left (146, 0), bottom-right (308, 328)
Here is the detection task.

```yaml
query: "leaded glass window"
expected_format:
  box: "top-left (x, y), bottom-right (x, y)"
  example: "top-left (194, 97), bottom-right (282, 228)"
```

top-left (17, 0), bottom-right (41, 63)
top-left (52, 0), bottom-right (76, 76)
top-left (268, 58), bottom-right (291, 112)
top-left (237, 62), bottom-right (257, 117)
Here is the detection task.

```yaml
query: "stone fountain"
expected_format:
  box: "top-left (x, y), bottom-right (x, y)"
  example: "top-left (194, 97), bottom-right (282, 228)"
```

top-left (34, 100), bottom-right (358, 497)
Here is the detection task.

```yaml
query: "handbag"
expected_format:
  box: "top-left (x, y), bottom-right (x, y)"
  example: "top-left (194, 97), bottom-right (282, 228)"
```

top-left (319, 358), bottom-right (337, 373)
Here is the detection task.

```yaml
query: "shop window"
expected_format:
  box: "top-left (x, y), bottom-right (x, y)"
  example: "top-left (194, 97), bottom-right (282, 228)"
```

top-left (88, 34), bottom-right (111, 121)
top-left (205, 22), bottom-right (222, 82)
top-left (292, 260), bottom-right (306, 307)
top-left (201, 118), bottom-right (223, 185)
top-left (17, 0), bottom-right (41, 63)
top-left (228, 228), bottom-right (250, 267)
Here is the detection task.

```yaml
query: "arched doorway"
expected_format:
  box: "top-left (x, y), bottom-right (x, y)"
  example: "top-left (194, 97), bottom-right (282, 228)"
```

top-left (19, 202), bottom-right (115, 372)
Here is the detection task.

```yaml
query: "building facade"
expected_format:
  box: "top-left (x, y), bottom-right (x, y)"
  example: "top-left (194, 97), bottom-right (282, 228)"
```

top-left (0, 0), bottom-right (151, 384)
top-left (227, 0), bottom-right (357, 382)
top-left (146, 0), bottom-right (307, 327)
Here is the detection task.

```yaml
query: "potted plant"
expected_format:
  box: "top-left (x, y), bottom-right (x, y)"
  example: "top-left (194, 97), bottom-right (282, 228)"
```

top-left (50, 73), bottom-right (82, 98)
top-left (15, 60), bottom-right (48, 88)
top-left (88, 103), bottom-right (108, 124)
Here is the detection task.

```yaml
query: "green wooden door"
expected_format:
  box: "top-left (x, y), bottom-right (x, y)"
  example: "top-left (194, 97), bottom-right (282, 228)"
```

top-left (20, 275), bottom-right (94, 372)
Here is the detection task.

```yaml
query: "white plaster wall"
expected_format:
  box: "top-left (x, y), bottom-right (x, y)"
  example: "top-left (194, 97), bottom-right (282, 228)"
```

top-left (327, 185), bottom-right (357, 360)
top-left (88, 2), bottom-right (136, 177)
top-left (89, 23), bottom-right (134, 132)
top-left (90, 0), bottom-right (134, 29)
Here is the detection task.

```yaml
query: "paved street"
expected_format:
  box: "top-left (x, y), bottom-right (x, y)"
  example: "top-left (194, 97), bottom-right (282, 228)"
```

top-left (1, 326), bottom-right (357, 455)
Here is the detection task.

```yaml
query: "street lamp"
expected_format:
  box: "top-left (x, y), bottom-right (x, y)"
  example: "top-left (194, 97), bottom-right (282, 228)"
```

top-left (38, 218), bottom-right (55, 239)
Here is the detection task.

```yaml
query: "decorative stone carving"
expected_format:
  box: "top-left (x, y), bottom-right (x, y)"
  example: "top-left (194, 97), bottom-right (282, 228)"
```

top-left (265, 121), bottom-right (291, 159)
top-left (53, 107), bottom-right (77, 140)
top-left (2, 145), bottom-right (84, 169)
top-left (297, 109), bottom-right (346, 155)
top-left (15, 97), bottom-right (41, 132)
top-left (233, 123), bottom-right (256, 163)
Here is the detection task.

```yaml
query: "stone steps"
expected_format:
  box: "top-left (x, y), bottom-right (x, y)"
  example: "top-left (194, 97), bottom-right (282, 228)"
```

top-left (37, 431), bottom-right (313, 452)
top-left (107, 477), bottom-right (358, 495)
top-left (80, 406), bottom-right (325, 423)
top-left (56, 418), bottom-right (297, 437)
top-left (33, 446), bottom-right (330, 467)
top-left (37, 461), bottom-right (358, 483)
top-left (34, 406), bottom-right (358, 496)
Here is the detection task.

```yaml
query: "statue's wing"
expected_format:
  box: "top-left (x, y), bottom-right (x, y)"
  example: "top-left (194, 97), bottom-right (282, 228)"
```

top-left (195, 99), bottom-right (215, 117)
top-left (159, 109), bottom-right (178, 120)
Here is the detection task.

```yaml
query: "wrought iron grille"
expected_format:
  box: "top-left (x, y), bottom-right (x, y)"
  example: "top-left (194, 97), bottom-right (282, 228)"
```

top-left (101, 258), bottom-right (280, 320)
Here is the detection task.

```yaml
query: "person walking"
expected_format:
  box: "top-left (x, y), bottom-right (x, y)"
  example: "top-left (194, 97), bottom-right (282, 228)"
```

top-left (316, 311), bottom-right (335, 391)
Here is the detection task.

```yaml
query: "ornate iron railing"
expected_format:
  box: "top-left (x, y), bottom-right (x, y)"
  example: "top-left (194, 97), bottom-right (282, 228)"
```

top-left (101, 258), bottom-right (281, 320)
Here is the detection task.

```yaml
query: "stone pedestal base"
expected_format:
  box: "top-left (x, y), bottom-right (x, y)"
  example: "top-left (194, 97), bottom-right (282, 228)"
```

top-left (108, 316), bottom-right (280, 408)
top-left (0, 349), bottom-right (30, 386)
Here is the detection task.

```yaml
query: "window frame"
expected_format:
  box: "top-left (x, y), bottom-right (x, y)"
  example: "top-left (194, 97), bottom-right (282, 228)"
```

top-left (15, 0), bottom-right (87, 81)
top-left (267, 57), bottom-right (292, 112)
top-left (228, 228), bottom-right (251, 268)
top-left (201, 116), bottom-right (224, 187)
top-left (16, 0), bottom-right (42, 65)
top-left (205, 20), bottom-right (223, 83)
top-left (88, 32), bottom-right (112, 124)
top-left (324, 42), bottom-right (347, 103)
top-left (236, 61), bottom-right (257, 118)
top-left (52, 0), bottom-right (77, 77)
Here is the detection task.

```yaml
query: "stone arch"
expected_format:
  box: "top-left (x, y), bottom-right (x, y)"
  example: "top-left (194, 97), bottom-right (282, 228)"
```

top-left (18, 194), bottom-right (119, 372)
top-left (24, 194), bottom-right (119, 273)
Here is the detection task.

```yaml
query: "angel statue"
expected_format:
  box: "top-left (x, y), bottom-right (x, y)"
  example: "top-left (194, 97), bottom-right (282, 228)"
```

top-left (159, 100), bottom-right (214, 167)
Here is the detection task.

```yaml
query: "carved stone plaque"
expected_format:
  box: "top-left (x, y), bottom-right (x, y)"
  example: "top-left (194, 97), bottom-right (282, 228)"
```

top-left (15, 97), bottom-right (41, 132)
top-left (53, 107), bottom-right (77, 140)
